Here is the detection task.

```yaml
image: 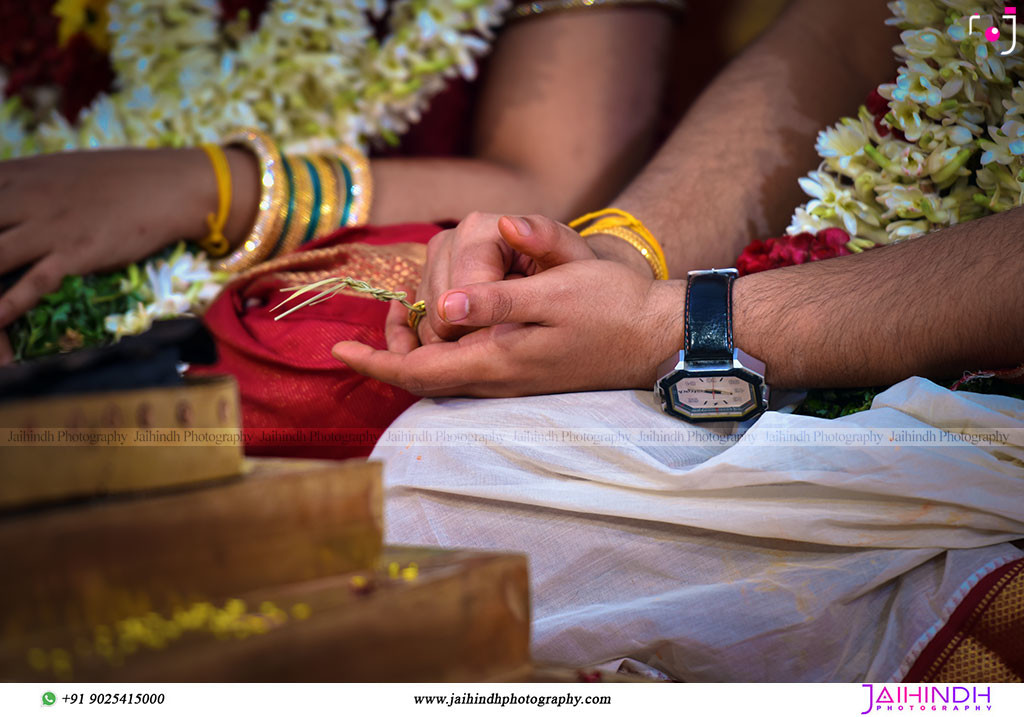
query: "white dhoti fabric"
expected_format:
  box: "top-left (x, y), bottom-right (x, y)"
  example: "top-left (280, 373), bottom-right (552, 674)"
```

top-left (369, 378), bottom-right (1024, 681)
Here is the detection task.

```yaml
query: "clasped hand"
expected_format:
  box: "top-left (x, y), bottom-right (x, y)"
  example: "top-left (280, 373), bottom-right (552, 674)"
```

top-left (332, 214), bottom-right (684, 397)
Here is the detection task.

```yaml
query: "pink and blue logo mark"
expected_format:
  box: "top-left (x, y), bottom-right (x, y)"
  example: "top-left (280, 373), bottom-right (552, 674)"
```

top-left (970, 6), bottom-right (1018, 54)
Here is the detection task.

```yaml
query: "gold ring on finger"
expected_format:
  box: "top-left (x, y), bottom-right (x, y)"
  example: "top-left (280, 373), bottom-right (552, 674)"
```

top-left (407, 300), bottom-right (426, 330)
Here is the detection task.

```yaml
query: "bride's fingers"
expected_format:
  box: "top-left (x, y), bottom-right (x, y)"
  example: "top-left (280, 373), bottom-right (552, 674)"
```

top-left (384, 298), bottom-right (419, 355)
top-left (0, 330), bottom-right (13, 365)
top-left (497, 215), bottom-right (594, 269)
top-left (0, 224), bottom-right (48, 278)
top-left (0, 168), bottom-right (28, 228)
top-left (0, 254), bottom-right (65, 328)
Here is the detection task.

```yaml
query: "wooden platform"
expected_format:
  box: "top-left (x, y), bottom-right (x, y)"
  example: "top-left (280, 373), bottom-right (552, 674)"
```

top-left (1, 547), bottom-right (530, 682)
top-left (0, 458), bottom-right (383, 646)
top-left (0, 457), bottom-right (531, 682)
top-left (0, 375), bottom-right (245, 509)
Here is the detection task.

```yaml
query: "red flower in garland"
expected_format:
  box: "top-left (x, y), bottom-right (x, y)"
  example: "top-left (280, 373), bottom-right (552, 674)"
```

top-left (736, 227), bottom-right (852, 276)
top-left (865, 87), bottom-right (907, 142)
top-left (1, 0), bottom-right (271, 125)
top-left (52, 32), bottom-right (114, 121)
top-left (0, 0), bottom-right (114, 122)
top-left (219, 0), bottom-right (270, 29)
top-left (0, 0), bottom-right (61, 101)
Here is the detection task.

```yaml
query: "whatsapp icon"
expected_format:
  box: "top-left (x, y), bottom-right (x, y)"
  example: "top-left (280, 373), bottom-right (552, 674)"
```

top-left (42, 692), bottom-right (56, 706)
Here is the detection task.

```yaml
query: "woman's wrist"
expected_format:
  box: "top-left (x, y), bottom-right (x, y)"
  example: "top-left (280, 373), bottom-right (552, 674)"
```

top-left (222, 147), bottom-right (260, 247)
top-left (154, 148), bottom-right (214, 241)
top-left (179, 146), bottom-right (260, 247)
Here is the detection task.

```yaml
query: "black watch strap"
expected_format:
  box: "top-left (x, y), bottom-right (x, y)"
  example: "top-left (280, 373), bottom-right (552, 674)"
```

top-left (683, 269), bottom-right (737, 361)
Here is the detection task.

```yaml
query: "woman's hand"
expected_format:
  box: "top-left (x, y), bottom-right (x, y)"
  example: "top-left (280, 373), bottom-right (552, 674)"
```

top-left (0, 147), bottom-right (256, 333)
top-left (404, 212), bottom-right (597, 346)
top-left (339, 215), bottom-right (685, 397)
top-left (390, 211), bottom-right (656, 349)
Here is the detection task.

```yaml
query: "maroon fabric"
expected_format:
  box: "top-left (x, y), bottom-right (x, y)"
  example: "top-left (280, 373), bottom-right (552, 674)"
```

top-left (190, 224), bottom-right (438, 459)
top-left (903, 558), bottom-right (1024, 682)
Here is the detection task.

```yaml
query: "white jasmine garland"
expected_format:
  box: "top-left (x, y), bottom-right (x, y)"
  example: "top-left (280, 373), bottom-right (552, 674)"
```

top-left (0, 0), bottom-right (510, 156)
top-left (0, 0), bottom-right (509, 342)
top-left (789, 0), bottom-right (1024, 248)
top-left (104, 244), bottom-right (229, 340)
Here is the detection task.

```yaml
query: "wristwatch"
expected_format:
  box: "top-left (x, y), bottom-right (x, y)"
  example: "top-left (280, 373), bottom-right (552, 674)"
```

top-left (655, 268), bottom-right (769, 424)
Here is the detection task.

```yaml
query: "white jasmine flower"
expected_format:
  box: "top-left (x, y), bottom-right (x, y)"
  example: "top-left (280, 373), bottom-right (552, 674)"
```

top-left (876, 183), bottom-right (948, 223)
top-left (786, 206), bottom-right (841, 236)
top-left (885, 97), bottom-right (932, 141)
top-left (798, 169), bottom-right (883, 236)
top-left (979, 120), bottom-right (1024, 165)
top-left (104, 302), bottom-right (154, 341)
top-left (891, 60), bottom-right (943, 107)
top-left (102, 245), bottom-right (228, 340)
top-left (885, 218), bottom-right (931, 241)
top-left (1003, 84), bottom-right (1024, 120)
top-left (897, 28), bottom-right (957, 62)
top-left (877, 136), bottom-right (931, 179)
top-left (816, 118), bottom-right (871, 177)
top-left (886, 0), bottom-right (945, 28)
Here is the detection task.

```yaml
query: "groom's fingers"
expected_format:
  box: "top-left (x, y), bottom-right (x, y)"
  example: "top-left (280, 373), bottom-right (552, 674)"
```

top-left (436, 273), bottom-right (556, 329)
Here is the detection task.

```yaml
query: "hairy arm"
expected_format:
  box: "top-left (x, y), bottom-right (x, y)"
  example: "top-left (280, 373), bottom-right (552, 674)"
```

top-left (591, 0), bottom-right (899, 275)
top-left (333, 0), bottom-right (1021, 396)
top-left (731, 211), bottom-right (1024, 388)
top-left (332, 210), bottom-right (1023, 397)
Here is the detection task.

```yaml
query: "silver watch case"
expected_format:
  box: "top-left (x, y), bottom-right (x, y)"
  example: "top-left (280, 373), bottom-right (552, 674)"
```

top-left (655, 348), bottom-right (769, 424)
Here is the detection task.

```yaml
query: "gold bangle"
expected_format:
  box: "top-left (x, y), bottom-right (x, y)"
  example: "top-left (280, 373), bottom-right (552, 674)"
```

top-left (218, 128), bottom-right (288, 273)
top-left (197, 144), bottom-right (232, 258)
top-left (570, 207), bottom-right (669, 280)
top-left (274, 155), bottom-right (316, 258)
top-left (336, 144), bottom-right (373, 226)
top-left (509, 0), bottom-right (686, 21)
top-left (307, 154), bottom-right (341, 239)
top-left (591, 226), bottom-right (668, 280)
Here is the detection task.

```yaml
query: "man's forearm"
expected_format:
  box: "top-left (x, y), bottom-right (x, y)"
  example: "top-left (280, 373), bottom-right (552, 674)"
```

top-left (730, 213), bottom-right (1024, 388)
top-left (605, 0), bottom-right (897, 276)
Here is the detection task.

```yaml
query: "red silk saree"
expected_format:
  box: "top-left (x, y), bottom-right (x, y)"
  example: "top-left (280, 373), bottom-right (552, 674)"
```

top-left (190, 224), bottom-right (432, 459)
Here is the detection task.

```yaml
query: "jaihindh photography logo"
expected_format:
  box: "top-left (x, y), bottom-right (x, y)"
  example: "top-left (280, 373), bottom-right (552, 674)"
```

top-left (969, 6), bottom-right (1019, 54)
top-left (860, 684), bottom-right (993, 713)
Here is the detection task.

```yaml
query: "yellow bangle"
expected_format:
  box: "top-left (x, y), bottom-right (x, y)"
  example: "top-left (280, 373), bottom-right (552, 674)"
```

top-left (218, 128), bottom-right (288, 273)
top-left (336, 144), bottom-right (373, 226)
top-left (197, 144), bottom-right (232, 258)
top-left (590, 226), bottom-right (668, 280)
top-left (569, 207), bottom-right (669, 280)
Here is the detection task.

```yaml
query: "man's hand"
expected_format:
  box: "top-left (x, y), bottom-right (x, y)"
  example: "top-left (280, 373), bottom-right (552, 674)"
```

top-left (343, 215), bottom-right (685, 397)
top-left (391, 212), bottom-right (598, 346)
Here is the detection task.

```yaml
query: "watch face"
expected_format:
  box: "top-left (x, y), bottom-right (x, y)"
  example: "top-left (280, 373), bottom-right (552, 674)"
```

top-left (666, 373), bottom-right (762, 421)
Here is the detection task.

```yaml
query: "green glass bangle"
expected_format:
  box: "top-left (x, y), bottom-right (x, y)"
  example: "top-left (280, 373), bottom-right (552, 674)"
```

top-left (269, 156), bottom-right (297, 258)
top-left (337, 157), bottom-right (354, 229)
top-left (300, 157), bottom-right (322, 246)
